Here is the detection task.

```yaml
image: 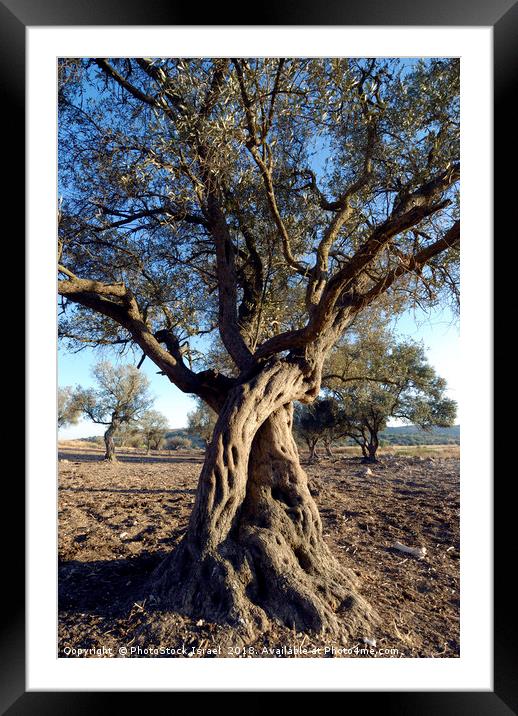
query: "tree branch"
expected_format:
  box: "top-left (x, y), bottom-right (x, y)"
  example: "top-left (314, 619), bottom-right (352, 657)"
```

top-left (307, 168), bottom-right (458, 336)
top-left (254, 211), bottom-right (459, 362)
top-left (306, 122), bottom-right (377, 308)
top-left (205, 196), bottom-right (255, 370)
top-left (358, 220), bottom-right (460, 305)
top-left (94, 59), bottom-right (159, 107)
top-left (233, 59), bottom-right (308, 277)
top-left (58, 275), bottom-right (231, 410)
top-left (322, 373), bottom-right (399, 386)
top-left (91, 205), bottom-right (208, 230)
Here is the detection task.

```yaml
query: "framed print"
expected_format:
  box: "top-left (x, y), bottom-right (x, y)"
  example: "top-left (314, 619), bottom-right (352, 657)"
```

top-left (8, 0), bottom-right (512, 709)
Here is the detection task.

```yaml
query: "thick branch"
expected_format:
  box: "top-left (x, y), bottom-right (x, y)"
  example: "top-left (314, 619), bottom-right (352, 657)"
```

top-left (254, 213), bottom-right (459, 362)
top-left (358, 220), bottom-right (460, 305)
top-left (306, 123), bottom-right (377, 308)
top-left (58, 276), bottom-right (230, 409)
top-left (205, 197), bottom-right (255, 370)
top-left (94, 59), bottom-right (159, 107)
top-left (307, 183), bottom-right (456, 336)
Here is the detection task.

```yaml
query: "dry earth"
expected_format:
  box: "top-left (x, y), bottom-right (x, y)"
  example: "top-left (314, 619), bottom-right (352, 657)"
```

top-left (58, 442), bottom-right (460, 658)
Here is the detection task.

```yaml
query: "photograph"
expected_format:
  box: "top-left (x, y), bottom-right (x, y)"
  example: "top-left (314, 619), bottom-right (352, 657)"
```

top-left (56, 56), bottom-right (462, 660)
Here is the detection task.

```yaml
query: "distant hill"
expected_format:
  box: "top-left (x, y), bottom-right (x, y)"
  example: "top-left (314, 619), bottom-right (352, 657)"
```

top-left (379, 425), bottom-right (460, 446)
top-left (81, 428), bottom-right (205, 449)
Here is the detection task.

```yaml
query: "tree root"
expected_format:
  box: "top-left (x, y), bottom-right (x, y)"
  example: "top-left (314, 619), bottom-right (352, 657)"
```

top-left (146, 532), bottom-right (378, 639)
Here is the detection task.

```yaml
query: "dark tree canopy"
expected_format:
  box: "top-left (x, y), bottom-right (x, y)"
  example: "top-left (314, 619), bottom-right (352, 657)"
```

top-left (57, 57), bottom-right (460, 636)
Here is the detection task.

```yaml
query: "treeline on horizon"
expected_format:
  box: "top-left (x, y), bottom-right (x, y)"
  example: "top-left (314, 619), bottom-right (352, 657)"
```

top-left (78, 424), bottom-right (460, 449)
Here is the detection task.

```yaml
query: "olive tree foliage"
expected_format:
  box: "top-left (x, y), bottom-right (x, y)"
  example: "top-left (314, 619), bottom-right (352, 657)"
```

top-left (138, 409), bottom-right (169, 453)
top-left (166, 435), bottom-right (193, 451)
top-left (73, 361), bottom-right (153, 460)
top-left (324, 332), bottom-right (457, 461)
top-left (57, 58), bottom-right (459, 634)
top-left (58, 386), bottom-right (82, 428)
top-left (116, 421), bottom-right (143, 449)
top-left (294, 398), bottom-right (343, 462)
top-left (187, 398), bottom-right (218, 446)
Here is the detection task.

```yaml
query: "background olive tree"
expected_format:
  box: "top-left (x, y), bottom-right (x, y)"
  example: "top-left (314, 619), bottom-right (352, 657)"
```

top-left (58, 57), bottom-right (459, 635)
top-left (138, 409), bottom-right (169, 453)
top-left (73, 361), bottom-right (153, 460)
top-left (116, 421), bottom-right (144, 449)
top-left (58, 386), bottom-right (82, 429)
top-left (294, 398), bottom-right (344, 462)
top-left (324, 332), bottom-right (457, 461)
top-left (166, 435), bottom-right (193, 451)
top-left (187, 399), bottom-right (218, 446)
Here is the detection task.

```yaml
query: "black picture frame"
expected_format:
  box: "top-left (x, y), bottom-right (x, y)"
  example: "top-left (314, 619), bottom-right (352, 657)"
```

top-left (9, 0), bottom-right (510, 710)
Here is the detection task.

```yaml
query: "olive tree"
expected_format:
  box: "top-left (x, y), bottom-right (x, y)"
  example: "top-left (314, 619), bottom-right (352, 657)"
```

top-left (117, 421), bottom-right (143, 449)
top-left (58, 386), bottom-right (82, 429)
top-left (73, 361), bottom-right (153, 460)
top-left (294, 398), bottom-right (343, 462)
top-left (325, 335), bottom-right (457, 461)
top-left (58, 58), bottom-right (459, 634)
top-left (187, 399), bottom-right (218, 447)
top-left (166, 435), bottom-right (193, 451)
top-left (139, 409), bottom-right (169, 453)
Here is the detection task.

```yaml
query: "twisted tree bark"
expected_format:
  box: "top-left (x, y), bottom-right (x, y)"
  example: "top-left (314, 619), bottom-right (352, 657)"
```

top-left (103, 420), bottom-right (119, 462)
top-left (363, 429), bottom-right (379, 463)
top-left (148, 361), bottom-right (376, 636)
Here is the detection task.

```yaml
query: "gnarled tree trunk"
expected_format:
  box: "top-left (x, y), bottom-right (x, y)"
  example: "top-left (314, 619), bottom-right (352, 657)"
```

top-left (103, 420), bottom-right (119, 461)
top-left (148, 361), bottom-right (376, 637)
top-left (307, 439), bottom-right (320, 463)
top-left (364, 431), bottom-right (379, 463)
top-left (324, 439), bottom-right (335, 459)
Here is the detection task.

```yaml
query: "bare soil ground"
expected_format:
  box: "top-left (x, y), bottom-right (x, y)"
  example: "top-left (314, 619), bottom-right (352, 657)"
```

top-left (58, 442), bottom-right (459, 658)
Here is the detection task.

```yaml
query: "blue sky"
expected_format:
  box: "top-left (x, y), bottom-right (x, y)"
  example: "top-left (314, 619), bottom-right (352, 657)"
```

top-left (391, 305), bottom-right (460, 419)
top-left (58, 303), bottom-right (459, 439)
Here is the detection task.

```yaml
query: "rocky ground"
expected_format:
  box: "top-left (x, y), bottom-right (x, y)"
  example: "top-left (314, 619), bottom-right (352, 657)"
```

top-left (58, 442), bottom-right (460, 658)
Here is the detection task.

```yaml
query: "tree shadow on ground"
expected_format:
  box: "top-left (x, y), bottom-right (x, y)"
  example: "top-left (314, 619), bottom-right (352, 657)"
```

top-left (59, 550), bottom-right (168, 617)
top-left (59, 451), bottom-right (204, 465)
top-left (58, 486), bottom-right (196, 495)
